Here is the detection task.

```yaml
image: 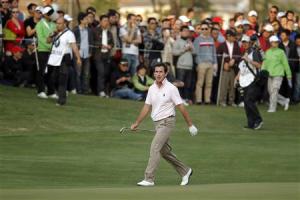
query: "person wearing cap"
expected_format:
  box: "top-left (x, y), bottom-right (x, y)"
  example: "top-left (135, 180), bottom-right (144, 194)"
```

top-left (262, 35), bottom-right (292, 112)
top-left (234, 20), bottom-right (244, 43)
top-left (179, 15), bottom-right (191, 26)
top-left (217, 29), bottom-right (241, 107)
top-left (24, 6), bottom-right (42, 39)
top-left (279, 29), bottom-right (299, 103)
top-left (47, 16), bottom-right (81, 106)
top-left (130, 62), bottom-right (198, 187)
top-left (236, 35), bottom-right (263, 129)
top-left (258, 24), bottom-right (274, 52)
top-left (248, 10), bottom-right (259, 32)
top-left (193, 22), bottom-right (217, 104)
top-left (22, 39), bottom-right (37, 87)
top-left (132, 63), bottom-right (154, 98)
top-left (120, 13), bottom-right (142, 76)
top-left (93, 14), bottom-right (114, 97)
top-left (73, 12), bottom-right (94, 94)
top-left (111, 58), bottom-right (143, 100)
top-left (35, 5), bottom-right (56, 99)
top-left (172, 25), bottom-right (194, 103)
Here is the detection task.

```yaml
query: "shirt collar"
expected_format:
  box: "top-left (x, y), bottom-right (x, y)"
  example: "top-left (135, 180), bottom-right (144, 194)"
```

top-left (155, 78), bottom-right (167, 88)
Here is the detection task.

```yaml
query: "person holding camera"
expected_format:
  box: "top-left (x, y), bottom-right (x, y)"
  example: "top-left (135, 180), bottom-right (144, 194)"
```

top-left (236, 35), bottom-right (263, 130)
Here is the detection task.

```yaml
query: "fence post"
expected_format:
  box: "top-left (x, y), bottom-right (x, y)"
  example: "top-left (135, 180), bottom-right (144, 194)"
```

top-left (217, 53), bottom-right (226, 106)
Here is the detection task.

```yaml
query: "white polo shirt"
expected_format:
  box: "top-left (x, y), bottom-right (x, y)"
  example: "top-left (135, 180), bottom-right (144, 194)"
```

top-left (238, 52), bottom-right (256, 88)
top-left (145, 79), bottom-right (183, 121)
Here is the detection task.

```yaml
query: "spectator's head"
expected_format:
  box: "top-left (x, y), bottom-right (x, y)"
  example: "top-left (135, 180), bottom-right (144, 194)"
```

top-left (280, 29), bottom-right (291, 42)
top-left (241, 35), bottom-right (250, 50)
top-left (211, 27), bottom-right (220, 40)
top-left (234, 20), bottom-right (244, 34)
top-left (229, 18), bottom-right (235, 29)
top-left (86, 6), bottom-right (96, 15)
top-left (295, 34), bottom-right (300, 47)
top-left (27, 3), bottom-right (37, 16)
top-left (271, 19), bottom-right (281, 33)
top-left (1, 0), bottom-right (10, 10)
top-left (212, 16), bottom-right (223, 27)
top-left (100, 14), bottom-right (109, 29)
top-left (268, 5), bottom-right (279, 21)
top-left (24, 39), bottom-right (35, 51)
top-left (186, 7), bottom-right (194, 19)
top-left (173, 19), bottom-right (182, 31)
top-left (56, 17), bottom-right (66, 32)
top-left (11, 7), bottom-right (19, 19)
top-left (147, 17), bottom-right (157, 30)
top-left (127, 13), bottom-right (136, 25)
top-left (42, 6), bottom-right (54, 20)
top-left (119, 58), bottom-right (129, 72)
top-left (11, 0), bottom-right (18, 9)
top-left (136, 64), bottom-right (147, 76)
top-left (200, 22), bottom-right (210, 36)
top-left (262, 24), bottom-right (274, 38)
top-left (162, 28), bottom-right (171, 38)
top-left (11, 45), bottom-right (24, 60)
top-left (161, 18), bottom-right (171, 29)
top-left (280, 16), bottom-right (288, 29)
top-left (179, 15), bottom-right (191, 26)
top-left (87, 11), bottom-right (95, 25)
top-left (233, 12), bottom-right (244, 22)
top-left (225, 29), bottom-right (237, 42)
top-left (107, 9), bottom-right (118, 25)
top-left (57, 10), bottom-right (65, 18)
top-left (269, 35), bottom-right (280, 48)
top-left (286, 20), bottom-right (295, 31)
top-left (286, 10), bottom-right (294, 21)
top-left (194, 23), bottom-right (201, 35)
top-left (248, 10), bottom-right (258, 24)
top-left (136, 14), bottom-right (143, 25)
top-left (180, 25), bottom-right (190, 38)
top-left (77, 12), bottom-right (88, 26)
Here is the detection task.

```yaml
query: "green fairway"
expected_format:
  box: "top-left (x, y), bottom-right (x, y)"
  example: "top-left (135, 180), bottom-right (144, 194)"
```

top-left (0, 85), bottom-right (299, 199)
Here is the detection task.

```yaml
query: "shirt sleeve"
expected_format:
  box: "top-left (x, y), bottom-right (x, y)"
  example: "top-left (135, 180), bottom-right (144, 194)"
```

top-left (171, 86), bottom-right (183, 105)
top-left (145, 89), bottom-right (152, 105)
top-left (68, 32), bottom-right (76, 44)
top-left (119, 27), bottom-right (126, 37)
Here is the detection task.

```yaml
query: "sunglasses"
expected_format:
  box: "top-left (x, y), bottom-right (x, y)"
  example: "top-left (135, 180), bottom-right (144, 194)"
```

top-left (270, 11), bottom-right (277, 14)
top-left (201, 28), bottom-right (209, 30)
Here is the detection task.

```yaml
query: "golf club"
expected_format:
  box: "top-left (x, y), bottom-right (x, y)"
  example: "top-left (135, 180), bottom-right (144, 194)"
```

top-left (119, 127), bottom-right (155, 134)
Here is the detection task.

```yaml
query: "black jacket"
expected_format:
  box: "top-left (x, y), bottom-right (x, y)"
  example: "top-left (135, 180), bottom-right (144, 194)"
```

top-left (93, 27), bottom-right (114, 56)
top-left (279, 41), bottom-right (299, 73)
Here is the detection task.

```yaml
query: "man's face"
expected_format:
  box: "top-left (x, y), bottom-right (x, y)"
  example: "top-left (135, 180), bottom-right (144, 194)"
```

top-left (211, 29), bottom-right (219, 39)
top-left (109, 15), bottom-right (117, 25)
top-left (87, 13), bottom-right (94, 24)
top-left (248, 16), bottom-right (257, 23)
top-left (280, 32), bottom-right (289, 42)
top-left (227, 35), bottom-right (236, 43)
top-left (34, 10), bottom-right (42, 19)
top-left (119, 63), bottom-right (129, 72)
top-left (269, 8), bottom-right (277, 19)
top-left (101, 17), bottom-right (109, 29)
top-left (154, 66), bottom-right (167, 82)
top-left (128, 15), bottom-right (136, 25)
top-left (271, 41), bottom-right (279, 48)
top-left (148, 19), bottom-right (157, 30)
top-left (1, 0), bottom-right (10, 9)
top-left (56, 18), bottom-right (65, 31)
top-left (241, 41), bottom-right (250, 49)
top-left (181, 28), bottom-right (190, 38)
top-left (81, 16), bottom-right (89, 26)
top-left (201, 25), bottom-right (210, 36)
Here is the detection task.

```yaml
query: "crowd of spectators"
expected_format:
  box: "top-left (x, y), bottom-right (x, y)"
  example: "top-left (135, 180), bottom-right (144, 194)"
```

top-left (0, 1), bottom-right (299, 110)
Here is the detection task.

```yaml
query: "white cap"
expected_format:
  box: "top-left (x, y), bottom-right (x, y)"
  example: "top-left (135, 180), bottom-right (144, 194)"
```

top-left (179, 15), bottom-right (191, 23)
top-left (35, 6), bottom-right (43, 13)
top-left (248, 10), bottom-right (258, 17)
top-left (188, 25), bottom-right (195, 31)
top-left (242, 19), bottom-right (250, 25)
top-left (277, 11), bottom-right (285, 19)
top-left (241, 35), bottom-right (250, 42)
top-left (64, 14), bottom-right (73, 22)
top-left (42, 6), bottom-right (53, 15)
top-left (269, 35), bottom-right (279, 42)
top-left (234, 20), bottom-right (243, 27)
top-left (263, 24), bottom-right (274, 32)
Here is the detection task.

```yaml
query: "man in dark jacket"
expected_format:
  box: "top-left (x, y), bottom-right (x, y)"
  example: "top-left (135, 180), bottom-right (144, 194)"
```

top-left (93, 14), bottom-right (114, 97)
top-left (73, 12), bottom-right (94, 94)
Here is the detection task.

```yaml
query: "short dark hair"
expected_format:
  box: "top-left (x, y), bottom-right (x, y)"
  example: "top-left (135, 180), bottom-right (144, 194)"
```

top-left (187, 8), bottom-right (194, 13)
top-left (86, 6), bottom-right (96, 13)
top-left (281, 29), bottom-right (291, 36)
top-left (161, 18), bottom-right (170, 23)
top-left (270, 5), bottom-right (279, 12)
top-left (201, 22), bottom-right (209, 27)
top-left (99, 14), bottom-right (108, 21)
top-left (147, 17), bottom-right (156, 24)
top-left (77, 12), bottom-right (87, 24)
top-left (286, 10), bottom-right (294, 16)
top-left (107, 9), bottom-right (118, 17)
top-left (154, 63), bottom-right (168, 73)
top-left (27, 3), bottom-right (37, 11)
top-left (127, 13), bottom-right (135, 20)
top-left (180, 25), bottom-right (189, 32)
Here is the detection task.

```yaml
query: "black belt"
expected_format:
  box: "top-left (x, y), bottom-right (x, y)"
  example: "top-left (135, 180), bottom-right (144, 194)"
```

top-left (154, 115), bottom-right (175, 122)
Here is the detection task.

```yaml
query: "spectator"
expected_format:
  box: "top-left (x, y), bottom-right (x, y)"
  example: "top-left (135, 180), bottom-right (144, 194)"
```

top-left (4, 7), bottom-right (25, 55)
top-left (132, 64), bottom-right (154, 98)
top-left (86, 10), bottom-right (99, 29)
top-left (25, 3), bottom-right (37, 19)
top-left (172, 19), bottom-right (182, 40)
top-left (73, 12), bottom-right (94, 95)
top-left (10, 0), bottom-right (24, 21)
top-left (24, 6), bottom-right (42, 39)
top-left (111, 58), bottom-right (143, 100)
top-left (161, 18), bottom-right (171, 29)
top-left (248, 10), bottom-right (259, 32)
top-left (286, 10), bottom-right (295, 21)
top-left (234, 20), bottom-right (244, 43)
top-left (264, 5), bottom-right (279, 24)
top-left (161, 28), bottom-right (175, 74)
top-left (286, 20), bottom-right (297, 41)
top-left (233, 12), bottom-right (244, 22)
top-left (93, 14), bottom-right (114, 97)
top-left (258, 24), bottom-right (273, 52)
top-left (143, 17), bottom-right (164, 71)
top-left (120, 13), bottom-right (142, 75)
top-left (35, 5), bottom-right (56, 99)
top-left (108, 9), bottom-right (122, 65)
top-left (1, 0), bottom-right (11, 26)
top-left (262, 35), bottom-right (292, 112)
top-left (271, 20), bottom-right (282, 37)
top-left (172, 25), bottom-right (194, 102)
top-left (21, 39), bottom-right (37, 87)
top-left (47, 17), bottom-right (81, 106)
top-left (211, 28), bottom-right (221, 49)
top-left (217, 29), bottom-right (241, 107)
top-left (193, 22), bottom-right (217, 104)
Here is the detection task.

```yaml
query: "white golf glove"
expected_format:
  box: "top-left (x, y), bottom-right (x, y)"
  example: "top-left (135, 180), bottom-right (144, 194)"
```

top-left (189, 125), bottom-right (198, 136)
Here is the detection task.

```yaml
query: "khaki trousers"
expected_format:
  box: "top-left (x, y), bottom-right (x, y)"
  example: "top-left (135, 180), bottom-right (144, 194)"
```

top-left (145, 117), bottom-right (189, 182)
top-left (267, 77), bottom-right (287, 111)
top-left (219, 70), bottom-right (236, 105)
top-left (195, 63), bottom-right (214, 103)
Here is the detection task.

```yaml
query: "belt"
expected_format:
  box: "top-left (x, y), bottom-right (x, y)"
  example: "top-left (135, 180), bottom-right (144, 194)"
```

top-left (154, 115), bottom-right (175, 122)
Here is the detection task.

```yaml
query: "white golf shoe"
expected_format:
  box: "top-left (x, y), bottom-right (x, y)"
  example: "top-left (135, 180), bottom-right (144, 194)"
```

top-left (284, 98), bottom-right (290, 111)
top-left (48, 94), bottom-right (58, 99)
top-left (180, 168), bottom-right (193, 186)
top-left (37, 92), bottom-right (48, 99)
top-left (137, 180), bottom-right (154, 186)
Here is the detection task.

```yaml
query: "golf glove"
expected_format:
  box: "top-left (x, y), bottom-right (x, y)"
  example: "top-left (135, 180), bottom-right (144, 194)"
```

top-left (288, 79), bottom-right (292, 88)
top-left (189, 125), bottom-right (198, 136)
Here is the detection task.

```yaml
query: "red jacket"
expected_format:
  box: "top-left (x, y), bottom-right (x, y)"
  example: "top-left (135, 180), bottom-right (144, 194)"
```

top-left (4, 19), bottom-right (25, 52)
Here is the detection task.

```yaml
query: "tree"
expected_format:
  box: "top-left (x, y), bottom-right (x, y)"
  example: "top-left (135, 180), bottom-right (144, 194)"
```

top-left (169, 0), bottom-right (211, 17)
top-left (92, 0), bottom-right (119, 15)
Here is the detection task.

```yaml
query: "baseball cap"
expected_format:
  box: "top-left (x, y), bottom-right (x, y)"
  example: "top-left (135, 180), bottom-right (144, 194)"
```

top-left (269, 35), bottom-right (279, 42)
top-left (42, 6), bottom-right (54, 16)
top-left (277, 12), bottom-right (285, 19)
top-left (241, 35), bottom-right (250, 42)
top-left (188, 25), bottom-right (195, 32)
top-left (11, 46), bottom-right (24, 54)
top-left (242, 20), bottom-right (250, 25)
top-left (226, 29), bottom-right (237, 36)
top-left (120, 58), bottom-right (129, 65)
top-left (212, 16), bottom-right (223, 24)
top-left (64, 14), bottom-right (73, 22)
top-left (248, 10), bottom-right (258, 17)
top-left (35, 6), bottom-right (43, 13)
top-left (179, 15), bottom-right (191, 23)
top-left (234, 20), bottom-right (243, 27)
top-left (263, 24), bottom-right (274, 32)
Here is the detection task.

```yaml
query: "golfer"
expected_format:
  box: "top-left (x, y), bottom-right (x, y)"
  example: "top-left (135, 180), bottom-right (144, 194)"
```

top-left (131, 63), bottom-right (198, 186)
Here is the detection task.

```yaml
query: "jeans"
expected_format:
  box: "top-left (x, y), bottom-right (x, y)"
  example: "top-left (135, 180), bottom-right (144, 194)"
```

top-left (176, 68), bottom-right (193, 100)
top-left (36, 52), bottom-right (49, 93)
top-left (112, 87), bottom-right (142, 100)
top-left (123, 54), bottom-right (139, 76)
top-left (95, 54), bottom-right (111, 95)
top-left (76, 58), bottom-right (90, 94)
